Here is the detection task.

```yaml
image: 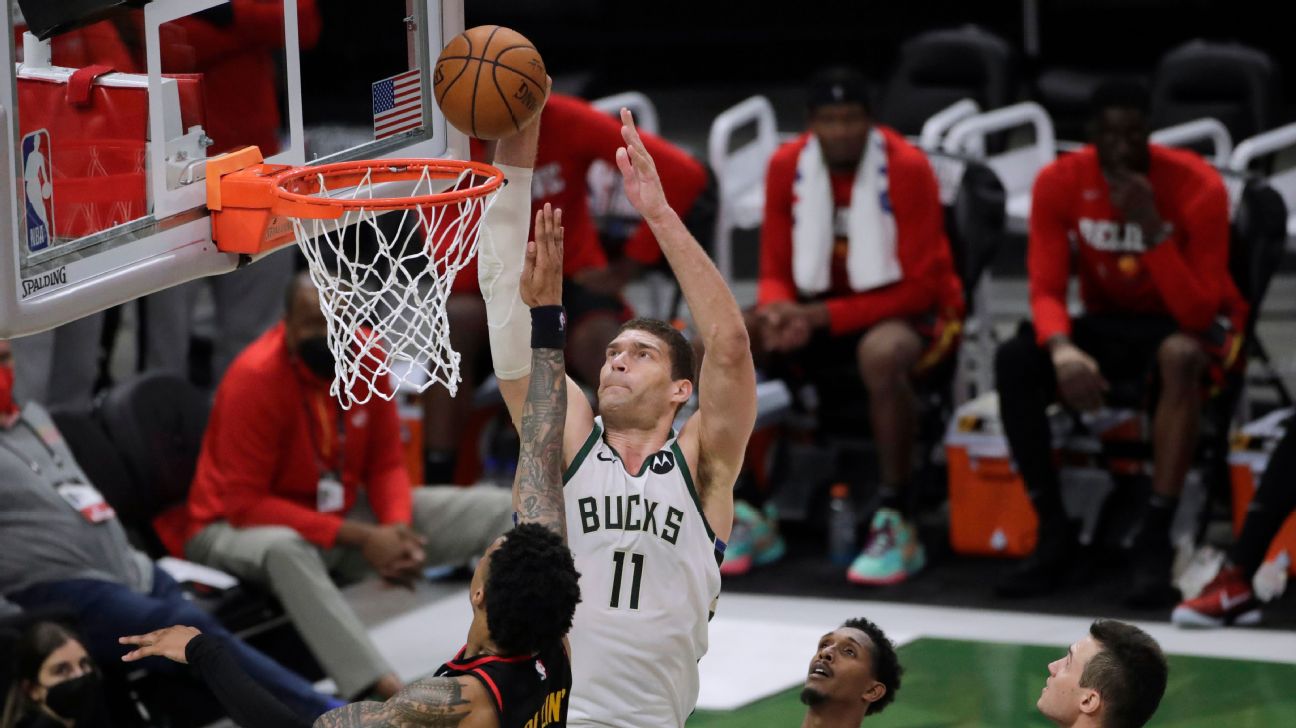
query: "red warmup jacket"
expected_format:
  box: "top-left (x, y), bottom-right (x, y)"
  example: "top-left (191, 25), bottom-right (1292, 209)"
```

top-left (452, 93), bottom-right (708, 292)
top-left (155, 0), bottom-right (322, 155)
top-left (164, 323), bottom-right (412, 554)
top-left (1028, 145), bottom-right (1249, 345)
top-left (758, 128), bottom-right (965, 335)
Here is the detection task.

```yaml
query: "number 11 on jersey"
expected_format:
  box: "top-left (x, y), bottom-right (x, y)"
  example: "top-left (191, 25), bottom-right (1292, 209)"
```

top-left (610, 550), bottom-right (644, 610)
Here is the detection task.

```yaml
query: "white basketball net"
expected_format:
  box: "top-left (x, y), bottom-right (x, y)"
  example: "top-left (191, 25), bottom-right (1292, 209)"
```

top-left (288, 165), bottom-right (500, 408)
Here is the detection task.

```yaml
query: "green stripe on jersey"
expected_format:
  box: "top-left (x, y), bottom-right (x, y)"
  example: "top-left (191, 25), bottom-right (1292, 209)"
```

top-left (563, 422), bottom-right (602, 485)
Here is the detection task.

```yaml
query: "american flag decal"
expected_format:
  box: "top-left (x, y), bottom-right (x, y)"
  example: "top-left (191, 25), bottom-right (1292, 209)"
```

top-left (372, 69), bottom-right (423, 140)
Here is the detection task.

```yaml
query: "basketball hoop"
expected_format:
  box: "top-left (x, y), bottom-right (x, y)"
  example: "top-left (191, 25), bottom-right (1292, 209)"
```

top-left (206, 147), bottom-right (506, 408)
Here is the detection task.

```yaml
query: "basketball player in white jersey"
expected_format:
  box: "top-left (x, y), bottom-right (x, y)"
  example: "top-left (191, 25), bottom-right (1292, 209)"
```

top-left (476, 105), bottom-right (757, 726)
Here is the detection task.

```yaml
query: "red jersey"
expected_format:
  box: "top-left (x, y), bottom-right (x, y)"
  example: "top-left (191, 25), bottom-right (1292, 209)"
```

top-left (167, 323), bottom-right (412, 553)
top-left (758, 128), bottom-right (965, 335)
top-left (453, 93), bottom-right (708, 291)
top-left (1028, 145), bottom-right (1248, 345)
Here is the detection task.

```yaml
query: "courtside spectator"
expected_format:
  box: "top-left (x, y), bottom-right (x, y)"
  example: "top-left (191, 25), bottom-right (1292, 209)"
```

top-left (168, 273), bottom-right (514, 701)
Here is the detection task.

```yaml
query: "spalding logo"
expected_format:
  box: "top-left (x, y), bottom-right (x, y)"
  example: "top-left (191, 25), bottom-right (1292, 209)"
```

top-left (649, 451), bottom-right (676, 475)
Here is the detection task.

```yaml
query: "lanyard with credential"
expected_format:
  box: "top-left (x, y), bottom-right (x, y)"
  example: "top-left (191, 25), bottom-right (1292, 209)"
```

top-left (301, 391), bottom-right (346, 479)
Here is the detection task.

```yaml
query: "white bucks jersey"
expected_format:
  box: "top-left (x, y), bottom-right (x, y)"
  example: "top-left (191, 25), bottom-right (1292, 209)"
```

top-left (563, 417), bottom-right (723, 728)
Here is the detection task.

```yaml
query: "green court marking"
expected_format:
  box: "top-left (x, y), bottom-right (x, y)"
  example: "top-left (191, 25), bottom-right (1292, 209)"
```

top-left (689, 637), bottom-right (1296, 727)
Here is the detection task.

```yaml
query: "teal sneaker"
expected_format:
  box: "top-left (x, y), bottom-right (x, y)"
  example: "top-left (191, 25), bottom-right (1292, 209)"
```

top-left (721, 501), bottom-right (786, 576)
top-left (847, 508), bottom-right (926, 585)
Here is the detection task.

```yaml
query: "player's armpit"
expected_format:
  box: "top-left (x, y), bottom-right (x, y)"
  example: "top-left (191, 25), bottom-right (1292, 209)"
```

top-left (678, 411), bottom-right (752, 544)
top-left (313, 677), bottom-right (492, 728)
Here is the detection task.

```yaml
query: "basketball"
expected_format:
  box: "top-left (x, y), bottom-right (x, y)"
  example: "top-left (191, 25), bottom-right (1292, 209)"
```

top-left (434, 25), bottom-right (547, 140)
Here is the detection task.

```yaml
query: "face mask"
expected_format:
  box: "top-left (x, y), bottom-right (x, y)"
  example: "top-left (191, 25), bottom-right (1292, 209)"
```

top-left (296, 336), bottom-right (335, 380)
top-left (42, 671), bottom-right (103, 723)
top-left (0, 364), bottom-right (17, 417)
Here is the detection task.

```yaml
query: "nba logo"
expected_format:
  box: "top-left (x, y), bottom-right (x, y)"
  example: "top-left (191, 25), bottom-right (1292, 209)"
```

top-left (21, 129), bottom-right (54, 252)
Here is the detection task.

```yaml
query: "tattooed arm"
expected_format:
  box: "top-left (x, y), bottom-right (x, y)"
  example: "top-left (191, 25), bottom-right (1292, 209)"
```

top-left (514, 204), bottom-right (568, 540)
top-left (515, 346), bottom-right (567, 537)
top-left (313, 676), bottom-right (496, 728)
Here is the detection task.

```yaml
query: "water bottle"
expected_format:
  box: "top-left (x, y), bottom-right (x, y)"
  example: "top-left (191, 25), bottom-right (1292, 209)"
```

top-left (827, 483), bottom-right (857, 566)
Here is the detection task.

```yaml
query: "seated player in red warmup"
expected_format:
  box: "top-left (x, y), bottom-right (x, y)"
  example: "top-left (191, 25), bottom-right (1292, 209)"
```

top-left (750, 67), bottom-right (964, 586)
top-left (993, 82), bottom-right (1248, 605)
top-left (422, 92), bottom-right (708, 483)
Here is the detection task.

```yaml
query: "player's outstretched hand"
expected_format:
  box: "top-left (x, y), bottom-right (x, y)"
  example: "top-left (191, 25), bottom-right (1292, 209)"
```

top-left (616, 108), bottom-right (671, 222)
top-left (120, 625), bottom-right (201, 664)
top-left (521, 204), bottom-right (564, 307)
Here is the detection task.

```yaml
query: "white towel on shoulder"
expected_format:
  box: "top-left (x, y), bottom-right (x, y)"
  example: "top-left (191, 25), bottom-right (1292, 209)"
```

top-left (791, 129), bottom-right (901, 296)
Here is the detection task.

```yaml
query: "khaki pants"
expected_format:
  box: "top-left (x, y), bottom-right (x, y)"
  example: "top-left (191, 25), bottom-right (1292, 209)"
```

top-left (186, 485), bottom-right (514, 697)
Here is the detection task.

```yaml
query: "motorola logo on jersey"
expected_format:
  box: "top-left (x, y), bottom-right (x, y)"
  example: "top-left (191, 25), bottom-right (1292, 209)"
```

top-left (649, 451), bottom-right (676, 475)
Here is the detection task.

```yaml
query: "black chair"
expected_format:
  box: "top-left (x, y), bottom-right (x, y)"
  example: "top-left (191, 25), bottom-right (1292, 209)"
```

top-left (943, 156), bottom-right (1007, 313)
top-left (1225, 174), bottom-right (1291, 414)
top-left (877, 26), bottom-right (1015, 139)
top-left (1230, 178), bottom-right (1289, 350)
top-left (92, 372), bottom-right (323, 678)
top-left (47, 406), bottom-right (162, 556)
top-left (1033, 69), bottom-right (1150, 144)
top-left (1150, 40), bottom-right (1282, 144)
top-left (92, 374), bottom-right (271, 623)
top-left (96, 371), bottom-right (213, 532)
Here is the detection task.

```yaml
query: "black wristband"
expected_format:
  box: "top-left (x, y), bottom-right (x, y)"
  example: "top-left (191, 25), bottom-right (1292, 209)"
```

top-left (531, 306), bottom-right (566, 349)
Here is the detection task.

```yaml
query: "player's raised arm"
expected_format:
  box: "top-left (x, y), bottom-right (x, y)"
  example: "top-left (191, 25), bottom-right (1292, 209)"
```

top-left (513, 204), bottom-right (568, 539)
top-left (615, 109), bottom-right (757, 527)
top-left (480, 88), bottom-right (595, 462)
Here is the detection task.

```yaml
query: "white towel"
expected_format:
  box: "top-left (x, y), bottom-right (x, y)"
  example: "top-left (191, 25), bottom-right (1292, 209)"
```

top-left (791, 129), bottom-right (901, 296)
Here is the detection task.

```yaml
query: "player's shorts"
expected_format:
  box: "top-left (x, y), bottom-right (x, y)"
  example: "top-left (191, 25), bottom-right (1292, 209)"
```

top-left (764, 311), bottom-right (963, 410)
top-left (1023, 314), bottom-right (1244, 401)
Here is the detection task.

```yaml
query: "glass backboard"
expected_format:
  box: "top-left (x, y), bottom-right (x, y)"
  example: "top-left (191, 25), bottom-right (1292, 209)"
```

top-left (1, 0), bottom-right (467, 337)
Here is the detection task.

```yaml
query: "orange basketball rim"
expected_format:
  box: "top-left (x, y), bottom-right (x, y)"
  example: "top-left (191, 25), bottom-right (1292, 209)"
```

top-left (205, 145), bottom-right (505, 255)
